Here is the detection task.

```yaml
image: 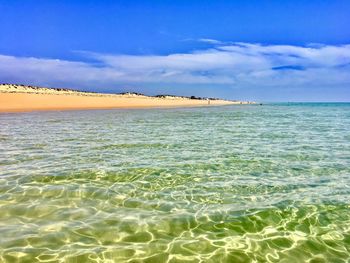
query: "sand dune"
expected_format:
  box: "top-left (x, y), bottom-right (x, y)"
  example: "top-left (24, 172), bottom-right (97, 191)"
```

top-left (0, 84), bottom-right (253, 113)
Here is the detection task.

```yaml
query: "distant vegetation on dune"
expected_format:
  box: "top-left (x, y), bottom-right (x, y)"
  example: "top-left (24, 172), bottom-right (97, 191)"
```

top-left (0, 83), bottom-right (234, 102)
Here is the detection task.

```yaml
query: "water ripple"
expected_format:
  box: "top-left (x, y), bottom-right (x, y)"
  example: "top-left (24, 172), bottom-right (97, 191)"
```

top-left (1, 104), bottom-right (350, 262)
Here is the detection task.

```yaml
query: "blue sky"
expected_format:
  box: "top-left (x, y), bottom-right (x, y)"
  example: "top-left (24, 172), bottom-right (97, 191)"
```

top-left (0, 0), bottom-right (349, 101)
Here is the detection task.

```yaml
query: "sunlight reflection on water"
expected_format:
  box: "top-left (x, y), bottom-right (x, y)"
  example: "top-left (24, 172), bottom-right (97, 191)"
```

top-left (0, 104), bottom-right (350, 262)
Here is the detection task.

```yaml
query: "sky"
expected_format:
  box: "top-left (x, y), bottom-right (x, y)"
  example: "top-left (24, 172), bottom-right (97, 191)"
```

top-left (0, 0), bottom-right (349, 101)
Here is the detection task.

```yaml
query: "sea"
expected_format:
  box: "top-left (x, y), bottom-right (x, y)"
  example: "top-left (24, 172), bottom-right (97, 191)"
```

top-left (0, 103), bottom-right (349, 262)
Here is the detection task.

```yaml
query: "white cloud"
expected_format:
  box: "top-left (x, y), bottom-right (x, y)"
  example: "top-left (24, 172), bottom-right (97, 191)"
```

top-left (0, 43), bottom-right (349, 92)
top-left (198, 38), bottom-right (224, 45)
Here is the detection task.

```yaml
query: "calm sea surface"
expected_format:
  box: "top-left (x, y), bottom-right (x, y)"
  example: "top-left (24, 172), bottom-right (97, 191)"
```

top-left (0, 103), bottom-right (350, 262)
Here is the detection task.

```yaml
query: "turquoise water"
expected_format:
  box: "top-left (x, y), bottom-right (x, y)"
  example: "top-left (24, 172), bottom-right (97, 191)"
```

top-left (0, 103), bottom-right (350, 262)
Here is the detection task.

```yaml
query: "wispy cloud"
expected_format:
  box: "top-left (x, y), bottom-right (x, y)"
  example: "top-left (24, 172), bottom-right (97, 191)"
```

top-left (198, 38), bottom-right (224, 45)
top-left (0, 43), bottom-right (350, 93)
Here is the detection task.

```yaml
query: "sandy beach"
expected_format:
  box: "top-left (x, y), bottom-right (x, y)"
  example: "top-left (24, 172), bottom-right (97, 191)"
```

top-left (0, 84), bottom-right (252, 113)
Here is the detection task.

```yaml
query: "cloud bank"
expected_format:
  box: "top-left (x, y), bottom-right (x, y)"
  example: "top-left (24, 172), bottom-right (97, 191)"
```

top-left (0, 42), bottom-right (349, 98)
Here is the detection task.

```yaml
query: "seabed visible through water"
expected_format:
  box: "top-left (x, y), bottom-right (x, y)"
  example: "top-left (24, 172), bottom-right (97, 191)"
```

top-left (0, 103), bottom-right (350, 262)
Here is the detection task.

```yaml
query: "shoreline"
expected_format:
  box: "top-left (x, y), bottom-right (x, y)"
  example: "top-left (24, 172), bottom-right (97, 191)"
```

top-left (0, 84), bottom-right (254, 113)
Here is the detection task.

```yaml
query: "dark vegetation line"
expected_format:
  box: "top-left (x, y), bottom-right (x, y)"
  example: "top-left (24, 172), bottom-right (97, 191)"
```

top-left (1, 83), bottom-right (227, 101)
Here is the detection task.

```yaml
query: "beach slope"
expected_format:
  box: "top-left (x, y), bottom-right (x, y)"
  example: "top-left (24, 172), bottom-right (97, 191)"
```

top-left (0, 84), bottom-right (252, 112)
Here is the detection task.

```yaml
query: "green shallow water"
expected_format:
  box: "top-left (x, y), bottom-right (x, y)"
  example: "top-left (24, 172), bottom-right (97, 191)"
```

top-left (0, 103), bottom-right (350, 262)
